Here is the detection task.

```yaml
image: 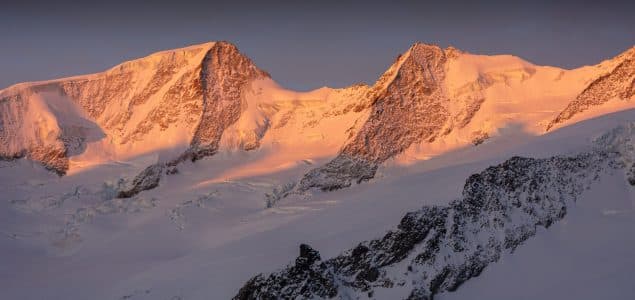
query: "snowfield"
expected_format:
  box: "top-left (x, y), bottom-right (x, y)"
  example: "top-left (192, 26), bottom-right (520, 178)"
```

top-left (0, 42), bottom-right (634, 299)
top-left (1, 110), bottom-right (634, 299)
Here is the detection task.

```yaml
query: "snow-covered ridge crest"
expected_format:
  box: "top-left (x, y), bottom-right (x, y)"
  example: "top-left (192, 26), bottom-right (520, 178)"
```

top-left (547, 47), bottom-right (635, 130)
top-left (2, 41), bottom-right (635, 299)
top-left (0, 41), bottom-right (273, 175)
top-left (298, 43), bottom-right (455, 191)
top-left (296, 43), bottom-right (635, 193)
top-left (1, 41), bottom-right (634, 196)
top-left (0, 42), bottom-right (216, 98)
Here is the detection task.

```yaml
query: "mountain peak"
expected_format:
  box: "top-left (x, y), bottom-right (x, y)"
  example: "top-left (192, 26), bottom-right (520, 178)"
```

top-left (0, 40), bottom-right (271, 176)
top-left (203, 40), bottom-right (270, 79)
top-left (408, 42), bottom-right (443, 51)
top-left (407, 42), bottom-right (464, 60)
top-left (444, 46), bottom-right (464, 58)
top-left (406, 42), bottom-right (447, 68)
top-left (0, 41), bottom-right (253, 95)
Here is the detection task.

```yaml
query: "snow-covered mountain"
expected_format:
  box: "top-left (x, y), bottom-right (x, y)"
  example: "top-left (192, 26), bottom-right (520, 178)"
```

top-left (2, 42), bottom-right (632, 189)
top-left (300, 44), bottom-right (635, 192)
top-left (0, 42), bottom-right (271, 175)
top-left (1, 41), bottom-right (634, 300)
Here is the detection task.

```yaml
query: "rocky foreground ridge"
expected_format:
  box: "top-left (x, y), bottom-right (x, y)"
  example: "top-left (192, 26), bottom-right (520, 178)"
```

top-left (234, 123), bottom-right (635, 299)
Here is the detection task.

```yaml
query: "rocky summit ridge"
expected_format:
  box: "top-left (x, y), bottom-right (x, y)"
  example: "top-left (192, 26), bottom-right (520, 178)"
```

top-left (0, 41), bottom-right (269, 176)
top-left (1, 41), bottom-right (634, 198)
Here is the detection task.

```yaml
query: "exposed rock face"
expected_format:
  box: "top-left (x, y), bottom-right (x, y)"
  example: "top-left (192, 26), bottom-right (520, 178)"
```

top-left (1, 44), bottom-right (207, 174)
top-left (594, 122), bottom-right (635, 184)
top-left (0, 41), bottom-right (268, 177)
top-left (300, 45), bottom-right (635, 193)
top-left (177, 42), bottom-right (270, 162)
top-left (235, 244), bottom-right (338, 300)
top-left (25, 144), bottom-right (68, 176)
top-left (0, 91), bottom-right (70, 175)
top-left (548, 47), bottom-right (635, 130)
top-left (116, 164), bottom-right (165, 198)
top-left (236, 150), bottom-right (622, 299)
top-left (0, 88), bottom-right (106, 175)
top-left (59, 45), bottom-right (207, 136)
top-left (119, 67), bottom-right (204, 145)
top-left (300, 44), bottom-right (464, 191)
top-left (346, 44), bottom-right (449, 162)
top-left (299, 154), bottom-right (378, 191)
top-left (118, 42), bottom-right (269, 198)
top-left (2, 41), bottom-right (634, 191)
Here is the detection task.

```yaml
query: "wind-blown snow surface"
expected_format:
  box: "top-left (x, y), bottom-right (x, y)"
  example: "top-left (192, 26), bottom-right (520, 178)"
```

top-left (1, 42), bottom-right (635, 300)
top-left (1, 111), bottom-right (635, 299)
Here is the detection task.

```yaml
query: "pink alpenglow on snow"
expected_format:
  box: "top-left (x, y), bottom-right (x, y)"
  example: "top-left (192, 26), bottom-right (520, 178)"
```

top-left (1, 41), bottom-right (634, 300)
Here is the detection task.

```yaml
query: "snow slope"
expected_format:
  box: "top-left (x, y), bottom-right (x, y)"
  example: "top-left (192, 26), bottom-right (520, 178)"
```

top-left (0, 42), bottom-right (370, 177)
top-left (0, 42), bottom-right (634, 300)
top-left (2, 108), bottom-right (635, 300)
top-left (298, 43), bottom-right (635, 191)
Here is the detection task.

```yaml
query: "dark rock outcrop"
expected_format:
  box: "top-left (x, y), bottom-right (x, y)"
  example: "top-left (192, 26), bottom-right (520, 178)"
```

top-left (236, 150), bottom-right (620, 299)
top-left (235, 244), bottom-right (338, 300)
top-left (299, 154), bottom-right (378, 191)
top-left (117, 164), bottom-right (165, 198)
